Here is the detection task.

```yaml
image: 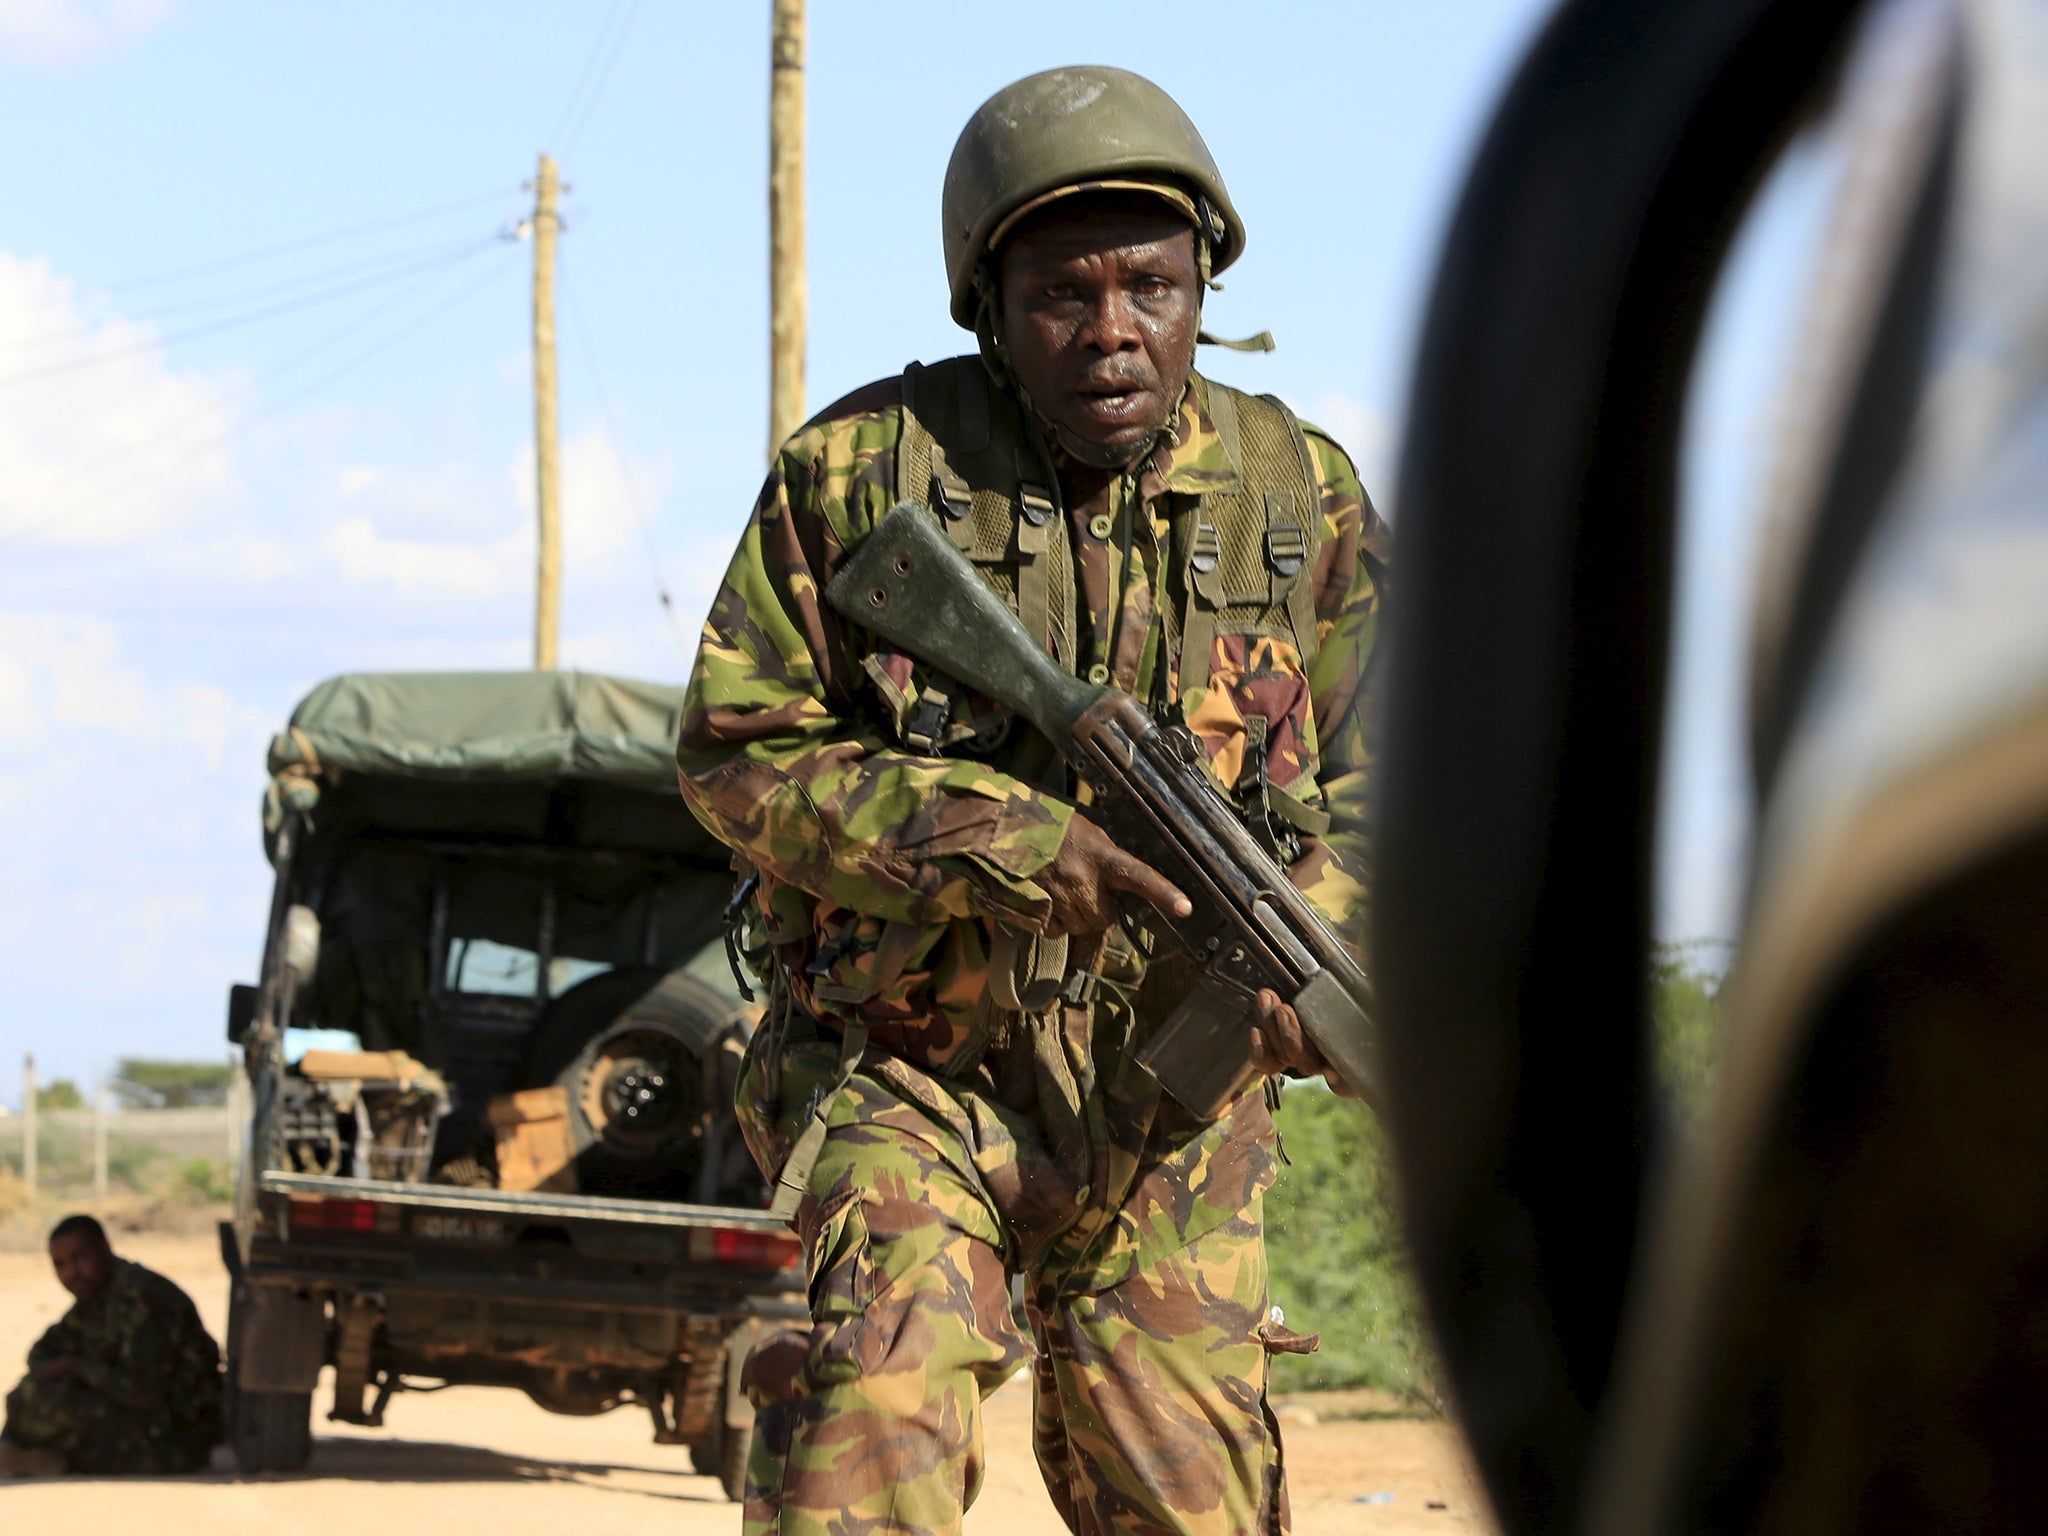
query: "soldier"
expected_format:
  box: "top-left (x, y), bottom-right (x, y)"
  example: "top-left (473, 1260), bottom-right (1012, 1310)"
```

top-left (0, 1214), bottom-right (223, 1477)
top-left (678, 65), bottom-right (1387, 1536)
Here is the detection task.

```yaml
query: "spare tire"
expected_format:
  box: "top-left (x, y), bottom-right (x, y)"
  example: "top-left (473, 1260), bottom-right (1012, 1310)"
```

top-left (524, 968), bottom-right (747, 1198)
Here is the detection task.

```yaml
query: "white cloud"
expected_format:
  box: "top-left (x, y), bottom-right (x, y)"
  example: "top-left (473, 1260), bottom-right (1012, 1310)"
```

top-left (323, 513), bottom-right (529, 599)
top-left (200, 533), bottom-right (297, 583)
top-left (321, 423), bottom-right (669, 602)
top-left (0, 250), bottom-right (238, 544)
top-left (0, 606), bottom-right (274, 1039)
top-left (0, 612), bottom-right (266, 761)
top-left (511, 424), bottom-right (667, 563)
top-left (171, 680), bottom-right (264, 771)
top-left (0, 0), bottom-right (173, 66)
top-left (124, 889), bottom-right (209, 980)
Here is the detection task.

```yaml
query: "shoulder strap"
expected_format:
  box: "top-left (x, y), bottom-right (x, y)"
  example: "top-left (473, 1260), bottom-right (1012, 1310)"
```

top-left (1179, 379), bottom-right (1325, 694)
top-left (1260, 393), bottom-right (1325, 672)
top-left (895, 357), bottom-right (1078, 671)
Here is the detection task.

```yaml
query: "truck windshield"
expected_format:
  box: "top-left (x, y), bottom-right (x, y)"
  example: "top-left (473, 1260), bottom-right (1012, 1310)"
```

top-left (445, 937), bottom-right (609, 998)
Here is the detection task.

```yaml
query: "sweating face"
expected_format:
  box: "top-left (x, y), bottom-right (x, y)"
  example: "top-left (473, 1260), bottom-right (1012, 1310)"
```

top-left (995, 196), bottom-right (1201, 469)
top-left (49, 1230), bottom-right (112, 1303)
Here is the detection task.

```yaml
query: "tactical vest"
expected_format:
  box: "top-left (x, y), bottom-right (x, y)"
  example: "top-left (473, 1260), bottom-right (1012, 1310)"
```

top-left (894, 355), bottom-right (1325, 720)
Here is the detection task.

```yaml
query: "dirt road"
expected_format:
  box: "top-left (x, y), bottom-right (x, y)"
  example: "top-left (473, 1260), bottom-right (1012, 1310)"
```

top-left (0, 1234), bottom-right (1493, 1534)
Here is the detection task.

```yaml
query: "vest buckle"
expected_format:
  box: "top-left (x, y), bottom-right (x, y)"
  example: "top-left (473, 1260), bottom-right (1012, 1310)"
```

top-left (931, 468), bottom-right (972, 522)
top-left (1265, 524), bottom-right (1308, 578)
top-left (1017, 482), bottom-right (1055, 527)
top-left (903, 684), bottom-right (954, 754)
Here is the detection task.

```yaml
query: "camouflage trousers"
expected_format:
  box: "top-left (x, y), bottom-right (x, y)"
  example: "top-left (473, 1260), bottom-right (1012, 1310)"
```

top-left (3, 1373), bottom-right (209, 1476)
top-left (739, 1058), bottom-right (1289, 1536)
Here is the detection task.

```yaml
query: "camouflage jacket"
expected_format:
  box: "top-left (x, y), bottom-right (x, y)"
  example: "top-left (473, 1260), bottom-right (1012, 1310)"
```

top-left (25, 1257), bottom-right (222, 1464)
top-left (678, 366), bottom-right (1387, 1083)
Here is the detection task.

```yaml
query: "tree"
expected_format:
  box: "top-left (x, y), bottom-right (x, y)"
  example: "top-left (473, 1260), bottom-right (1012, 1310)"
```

top-left (111, 1059), bottom-right (232, 1110)
top-left (35, 1079), bottom-right (84, 1110)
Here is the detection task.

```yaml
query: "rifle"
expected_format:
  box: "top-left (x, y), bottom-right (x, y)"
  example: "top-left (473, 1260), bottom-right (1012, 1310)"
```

top-left (824, 501), bottom-right (1378, 1117)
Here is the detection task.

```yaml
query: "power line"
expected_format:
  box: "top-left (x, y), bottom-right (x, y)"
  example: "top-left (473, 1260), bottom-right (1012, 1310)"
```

top-left (0, 234), bottom-right (504, 389)
top-left (561, 0), bottom-right (642, 158)
top-left (4, 228), bottom-right (503, 335)
top-left (549, 0), bottom-right (625, 148)
top-left (1, 250), bottom-right (522, 544)
top-left (5, 239), bottom-right (509, 519)
top-left (550, 0), bottom-right (641, 157)
top-left (559, 263), bottom-right (691, 659)
top-left (2, 186), bottom-right (524, 308)
top-left (5, 250), bottom-right (520, 541)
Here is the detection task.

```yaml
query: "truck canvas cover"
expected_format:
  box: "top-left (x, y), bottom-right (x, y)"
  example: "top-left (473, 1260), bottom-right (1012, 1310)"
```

top-left (262, 670), bottom-right (718, 859)
top-left (272, 670), bottom-right (688, 791)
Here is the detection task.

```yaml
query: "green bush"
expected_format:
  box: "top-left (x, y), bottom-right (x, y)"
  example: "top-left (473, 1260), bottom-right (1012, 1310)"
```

top-left (1263, 1086), bottom-right (1437, 1404)
top-left (0, 1130), bottom-right (210, 1200)
top-left (1652, 940), bottom-right (1726, 1116)
top-left (176, 1158), bottom-right (234, 1203)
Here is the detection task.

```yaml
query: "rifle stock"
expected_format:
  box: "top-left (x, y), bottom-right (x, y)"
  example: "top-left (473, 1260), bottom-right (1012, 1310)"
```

top-left (826, 501), bottom-right (1379, 1115)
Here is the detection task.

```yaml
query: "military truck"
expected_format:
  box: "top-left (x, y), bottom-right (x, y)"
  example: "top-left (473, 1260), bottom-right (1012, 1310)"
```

top-left (222, 671), bottom-right (797, 1498)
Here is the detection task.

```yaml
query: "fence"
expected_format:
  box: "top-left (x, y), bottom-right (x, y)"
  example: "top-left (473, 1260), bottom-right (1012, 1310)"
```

top-left (0, 1107), bottom-right (237, 1166)
top-left (1, 1055), bottom-right (246, 1203)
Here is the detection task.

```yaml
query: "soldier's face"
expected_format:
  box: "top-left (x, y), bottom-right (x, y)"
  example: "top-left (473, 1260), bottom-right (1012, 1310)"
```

top-left (997, 199), bottom-right (1200, 466)
top-left (49, 1231), bottom-right (112, 1302)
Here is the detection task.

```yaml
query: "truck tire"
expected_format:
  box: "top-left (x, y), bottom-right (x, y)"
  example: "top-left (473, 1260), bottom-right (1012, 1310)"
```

top-left (690, 1424), bottom-right (750, 1502)
top-left (232, 1388), bottom-right (313, 1473)
top-left (720, 1423), bottom-right (749, 1503)
top-left (524, 968), bottom-right (745, 1198)
top-left (225, 1279), bottom-right (319, 1473)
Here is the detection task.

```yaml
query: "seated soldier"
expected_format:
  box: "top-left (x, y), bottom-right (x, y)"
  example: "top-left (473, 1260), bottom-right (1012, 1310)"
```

top-left (0, 1214), bottom-right (222, 1477)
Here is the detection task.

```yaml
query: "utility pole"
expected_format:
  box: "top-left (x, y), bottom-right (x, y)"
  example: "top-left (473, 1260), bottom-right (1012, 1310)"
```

top-left (768, 0), bottom-right (806, 457)
top-left (530, 153), bottom-right (564, 670)
top-left (227, 1051), bottom-right (245, 1170)
top-left (22, 1053), bottom-right (36, 1202)
top-left (93, 1080), bottom-right (108, 1205)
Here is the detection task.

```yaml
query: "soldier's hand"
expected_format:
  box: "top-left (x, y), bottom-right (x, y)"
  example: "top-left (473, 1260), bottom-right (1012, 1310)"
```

top-left (1249, 988), bottom-right (1359, 1098)
top-left (1039, 813), bottom-right (1190, 937)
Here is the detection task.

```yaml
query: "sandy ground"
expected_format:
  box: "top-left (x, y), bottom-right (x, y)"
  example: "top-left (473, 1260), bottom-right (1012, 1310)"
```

top-left (0, 1233), bottom-right (1494, 1534)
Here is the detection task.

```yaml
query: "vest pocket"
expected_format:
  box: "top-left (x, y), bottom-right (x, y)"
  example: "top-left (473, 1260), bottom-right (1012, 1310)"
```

top-left (1183, 629), bottom-right (1320, 794)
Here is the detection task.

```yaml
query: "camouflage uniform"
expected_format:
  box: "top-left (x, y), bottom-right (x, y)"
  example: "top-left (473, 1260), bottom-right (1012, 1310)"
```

top-left (2, 1257), bottom-right (223, 1475)
top-left (679, 368), bottom-right (1385, 1534)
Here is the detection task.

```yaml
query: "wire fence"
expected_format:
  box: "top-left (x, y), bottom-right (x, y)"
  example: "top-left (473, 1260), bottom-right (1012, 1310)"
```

top-left (0, 1107), bottom-right (236, 1169)
top-left (0, 1056), bottom-right (247, 1218)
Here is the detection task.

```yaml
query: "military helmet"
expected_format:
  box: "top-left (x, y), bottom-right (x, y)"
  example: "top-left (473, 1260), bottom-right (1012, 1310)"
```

top-left (942, 65), bottom-right (1244, 328)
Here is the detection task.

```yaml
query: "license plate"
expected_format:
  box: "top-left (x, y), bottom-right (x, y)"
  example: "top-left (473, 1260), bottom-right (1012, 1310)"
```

top-left (411, 1212), bottom-right (509, 1245)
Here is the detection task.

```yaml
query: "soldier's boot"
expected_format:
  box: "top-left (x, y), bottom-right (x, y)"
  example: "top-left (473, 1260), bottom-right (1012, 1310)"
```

top-left (1033, 1201), bottom-right (1288, 1536)
top-left (742, 1118), bottom-right (1031, 1536)
top-left (0, 1441), bottom-right (68, 1478)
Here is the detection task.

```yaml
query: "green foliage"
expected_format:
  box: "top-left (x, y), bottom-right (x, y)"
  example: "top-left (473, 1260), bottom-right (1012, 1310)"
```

top-left (111, 1058), bottom-right (231, 1110)
top-left (1651, 940), bottom-right (1726, 1115)
top-left (35, 1079), bottom-right (85, 1110)
top-left (0, 1128), bottom-right (221, 1202)
top-left (1263, 1087), bottom-right (1438, 1405)
top-left (176, 1158), bottom-right (235, 1203)
top-left (104, 1138), bottom-right (156, 1192)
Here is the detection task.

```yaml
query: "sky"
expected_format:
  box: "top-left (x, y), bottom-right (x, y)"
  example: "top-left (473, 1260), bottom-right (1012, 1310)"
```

top-left (0, 0), bottom-right (1821, 1091)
